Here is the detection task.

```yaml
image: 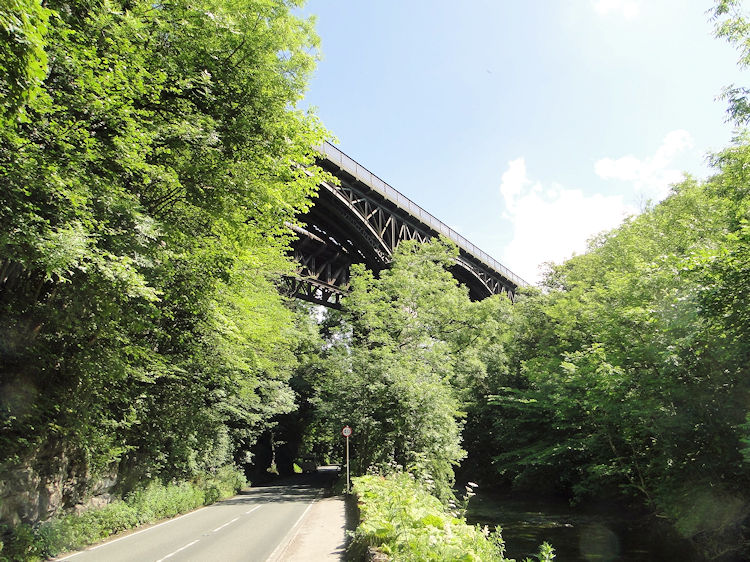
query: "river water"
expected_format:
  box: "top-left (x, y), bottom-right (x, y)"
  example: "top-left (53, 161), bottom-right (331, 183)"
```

top-left (466, 491), bottom-right (700, 561)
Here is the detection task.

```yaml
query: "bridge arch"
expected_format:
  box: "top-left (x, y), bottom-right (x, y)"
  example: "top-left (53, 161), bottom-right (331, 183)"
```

top-left (285, 143), bottom-right (526, 307)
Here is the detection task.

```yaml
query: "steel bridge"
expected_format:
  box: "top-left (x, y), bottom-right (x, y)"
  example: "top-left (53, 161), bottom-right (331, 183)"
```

top-left (285, 142), bottom-right (526, 307)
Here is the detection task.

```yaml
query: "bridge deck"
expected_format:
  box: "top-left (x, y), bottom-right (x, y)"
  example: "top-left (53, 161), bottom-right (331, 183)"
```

top-left (317, 142), bottom-right (528, 289)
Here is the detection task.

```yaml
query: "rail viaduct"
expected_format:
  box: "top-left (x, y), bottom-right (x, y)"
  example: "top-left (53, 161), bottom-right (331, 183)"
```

top-left (285, 142), bottom-right (526, 307)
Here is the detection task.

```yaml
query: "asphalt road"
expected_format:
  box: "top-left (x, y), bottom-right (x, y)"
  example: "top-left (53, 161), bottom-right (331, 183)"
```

top-left (57, 467), bottom-right (338, 562)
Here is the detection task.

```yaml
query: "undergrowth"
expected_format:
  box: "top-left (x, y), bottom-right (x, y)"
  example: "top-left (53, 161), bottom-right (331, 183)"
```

top-left (349, 471), bottom-right (554, 562)
top-left (0, 466), bottom-right (246, 561)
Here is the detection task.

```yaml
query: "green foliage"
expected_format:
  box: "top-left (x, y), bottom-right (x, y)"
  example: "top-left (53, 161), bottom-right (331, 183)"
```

top-left (470, 138), bottom-right (750, 557)
top-left (712, 0), bottom-right (750, 126)
top-left (0, 466), bottom-right (245, 561)
top-left (314, 239), bottom-right (509, 498)
top-left (0, 0), bottom-right (51, 124)
top-left (459, 15), bottom-right (750, 550)
top-left (350, 472), bottom-right (526, 562)
top-left (0, 0), bottom-right (330, 522)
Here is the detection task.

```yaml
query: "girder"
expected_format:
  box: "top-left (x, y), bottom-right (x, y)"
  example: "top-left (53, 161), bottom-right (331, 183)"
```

top-left (286, 143), bottom-right (526, 307)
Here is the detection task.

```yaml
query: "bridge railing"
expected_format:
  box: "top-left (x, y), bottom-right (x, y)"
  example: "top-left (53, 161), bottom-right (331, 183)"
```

top-left (318, 142), bottom-right (528, 288)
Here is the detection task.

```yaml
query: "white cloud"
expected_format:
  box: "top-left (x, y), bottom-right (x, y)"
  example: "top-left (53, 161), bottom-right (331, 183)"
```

top-left (592, 0), bottom-right (640, 19)
top-left (499, 159), bottom-right (634, 284)
top-left (498, 129), bottom-right (693, 285)
top-left (499, 158), bottom-right (528, 215)
top-left (594, 129), bottom-right (692, 201)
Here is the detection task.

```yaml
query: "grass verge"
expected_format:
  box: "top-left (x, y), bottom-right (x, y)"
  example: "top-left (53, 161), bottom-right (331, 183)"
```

top-left (0, 465), bottom-right (246, 561)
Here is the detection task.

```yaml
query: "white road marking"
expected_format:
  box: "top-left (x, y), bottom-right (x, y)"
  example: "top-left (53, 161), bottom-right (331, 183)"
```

top-left (53, 494), bottom-right (257, 560)
top-left (155, 539), bottom-right (199, 562)
top-left (265, 490), bottom-right (323, 562)
top-left (87, 509), bottom-right (203, 551)
top-left (56, 552), bottom-right (83, 561)
top-left (246, 505), bottom-right (262, 515)
top-left (212, 516), bottom-right (239, 533)
top-left (55, 504), bottom-right (208, 560)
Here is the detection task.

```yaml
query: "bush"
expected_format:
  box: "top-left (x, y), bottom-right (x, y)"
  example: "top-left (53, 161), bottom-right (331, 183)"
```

top-left (349, 472), bottom-right (554, 562)
top-left (0, 466), bottom-right (246, 561)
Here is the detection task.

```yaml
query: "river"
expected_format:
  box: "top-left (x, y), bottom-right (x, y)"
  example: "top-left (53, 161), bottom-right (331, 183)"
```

top-left (466, 491), bottom-right (700, 561)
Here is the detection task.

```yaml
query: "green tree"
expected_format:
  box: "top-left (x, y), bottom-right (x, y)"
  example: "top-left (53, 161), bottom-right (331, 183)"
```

top-left (713, 0), bottom-right (750, 126)
top-left (315, 239), bottom-right (490, 497)
top-left (1, 0), bottom-right (330, 524)
top-left (0, 0), bottom-right (50, 123)
top-left (473, 167), bottom-right (750, 557)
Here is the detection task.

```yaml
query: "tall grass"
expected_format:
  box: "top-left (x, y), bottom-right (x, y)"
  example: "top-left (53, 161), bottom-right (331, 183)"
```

top-left (350, 472), bottom-right (554, 562)
top-left (0, 466), bottom-right (245, 561)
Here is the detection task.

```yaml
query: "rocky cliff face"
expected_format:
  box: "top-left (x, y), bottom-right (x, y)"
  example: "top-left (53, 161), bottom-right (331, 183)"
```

top-left (0, 445), bottom-right (116, 526)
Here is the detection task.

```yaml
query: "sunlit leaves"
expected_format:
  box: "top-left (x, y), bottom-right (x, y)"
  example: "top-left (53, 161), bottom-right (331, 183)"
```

top-left (0, 0), bottom-right (329, 505)
top-left (476, 133), bottom-right (750, 555)
top-left (0, 0), bottom-right (51, 123)
top-left (316, 239), bottom-right (488, 498)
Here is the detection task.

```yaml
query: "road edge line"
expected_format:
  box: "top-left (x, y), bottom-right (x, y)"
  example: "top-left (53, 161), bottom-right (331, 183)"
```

top-left (54, 489), bottom-right (251, 560)
top-left (265, 489), bottom-right (324, 562)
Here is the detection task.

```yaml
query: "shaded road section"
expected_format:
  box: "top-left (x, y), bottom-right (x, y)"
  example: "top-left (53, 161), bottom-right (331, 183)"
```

top-left (57, 467), bottom-right (338, 562)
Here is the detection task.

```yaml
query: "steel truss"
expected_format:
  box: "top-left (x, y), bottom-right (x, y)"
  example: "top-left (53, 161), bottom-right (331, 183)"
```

top-left (286, 145), bottom-right (524, 307)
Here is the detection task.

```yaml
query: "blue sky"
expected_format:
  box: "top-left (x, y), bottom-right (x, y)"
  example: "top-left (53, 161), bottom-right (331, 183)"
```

top-left (298, 0), bottom-right (746, 284)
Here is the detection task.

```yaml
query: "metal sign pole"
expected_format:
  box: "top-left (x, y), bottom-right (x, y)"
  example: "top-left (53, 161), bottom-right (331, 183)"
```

top-left (346, 434), bottom-right (350, 494)
top-left (342, 425), bottom-right (352, 494)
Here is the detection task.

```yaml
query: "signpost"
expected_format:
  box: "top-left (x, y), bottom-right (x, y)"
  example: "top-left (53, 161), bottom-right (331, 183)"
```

top-left (342, 425), bottom-right (352, 494)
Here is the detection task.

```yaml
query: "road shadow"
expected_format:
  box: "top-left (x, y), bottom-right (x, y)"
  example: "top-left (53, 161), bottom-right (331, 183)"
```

top-left (215, 466), bottom-right (339, 507)
top-left (344, 490), bottom-right (359, 556)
